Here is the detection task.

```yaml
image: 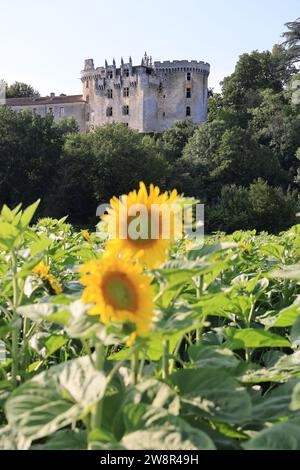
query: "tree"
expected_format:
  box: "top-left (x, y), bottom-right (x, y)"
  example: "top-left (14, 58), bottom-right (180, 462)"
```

top-left (206, 184), bottom-right (251, 233)
top-left (6, 81), bottom-right (40, 98)
top-left (208, 93), bottom-right (238, 125)
top-left (159, 119), bottom-right (196, 163)
top-left (182, 121), bottom-right (286, 201)
top-left (250, 89), bottom-right (300, 172)
top-left (205, 37), bottom-right (299, 199)
top-left (220, 49), bottom-right (295, 121)
top-left (271, 44), bottom-right (297, 84)
top-left (282, 18), bottom-right (300, 64)
top-left (248, 178), bottom-right (298, 232)
top-left (206, 179), bottom-right (299, 233)
top-left (48, 133), bottom-right (96, 226)
top-left (64, 123), bottom-right (169, 206)
top-left (0, 107), bottom-right (77, 214)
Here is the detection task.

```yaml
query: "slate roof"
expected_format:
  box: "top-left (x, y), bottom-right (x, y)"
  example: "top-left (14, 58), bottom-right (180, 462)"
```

top-left (6, 95), bottom-right (85, 106)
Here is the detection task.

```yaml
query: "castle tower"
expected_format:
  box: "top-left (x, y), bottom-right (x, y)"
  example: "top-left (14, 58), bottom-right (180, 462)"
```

top-left (81, 56), bottom-right (210, 132)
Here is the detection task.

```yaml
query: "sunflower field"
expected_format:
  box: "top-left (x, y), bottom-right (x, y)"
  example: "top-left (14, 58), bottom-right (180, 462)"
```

top-left (1, 185), bottom-right (300, 451)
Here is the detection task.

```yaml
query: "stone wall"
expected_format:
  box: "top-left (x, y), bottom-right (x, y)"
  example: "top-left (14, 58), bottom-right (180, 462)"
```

top-left (7, 97), bottom-right (87, 132)
top-left (81, 57), bottom-right (210, 132)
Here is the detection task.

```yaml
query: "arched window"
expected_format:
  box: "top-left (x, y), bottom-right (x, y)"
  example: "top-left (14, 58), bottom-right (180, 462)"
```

top-left (186, 106), bottom-right (191, 117)
top-left (106, 107), bottom-right (113, 117)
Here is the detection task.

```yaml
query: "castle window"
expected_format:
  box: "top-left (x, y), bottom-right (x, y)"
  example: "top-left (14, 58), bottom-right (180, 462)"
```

top-left (86, 80), bottom-right (89, 88)
top-left (59, 107), bottom-right (64, 117)
top-left (107, 89), bottom-right (113, 99)
top-left (107, 71), bottom-right (113, 79)
top-left (86, 95), bottom-right (89, 104)
top-left (123, 69), bottom-right (129, 77)
top-left (122, 105), bottom-right (129, 115)
top-left (123, 87), bottom-right (129, 97)
top-left (106, 107), bottom-right (113, 117)
top-left (48, 107), bottom-right (53, 115)
top-left (186, 88), bottom-right (191, 98)
top-left (186, 106), bottom-right (191, 117)
top-left (163, 112), bottom-right (166, 118)
top-left (86, 112), bottom-right (90, 121)
top-left (187, 72), bottom-right (191, 81)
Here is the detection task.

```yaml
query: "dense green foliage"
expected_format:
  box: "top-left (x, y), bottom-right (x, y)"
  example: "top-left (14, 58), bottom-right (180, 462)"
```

top-left (0, 107), bottom-right (78, 211)
top-left (4, 81), bottom-right (40, 98)
top-left (207, 179), bottom-right (298, 234)
top-left (2, 202), bottom-right (300, 450)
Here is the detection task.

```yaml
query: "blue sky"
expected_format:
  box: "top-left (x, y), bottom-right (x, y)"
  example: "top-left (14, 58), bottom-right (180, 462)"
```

top-left (1, 0), bottom-right (299, 95)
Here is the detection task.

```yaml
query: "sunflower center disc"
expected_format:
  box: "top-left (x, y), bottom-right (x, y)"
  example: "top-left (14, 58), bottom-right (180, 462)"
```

top-left (103, 273), bottom-right (137, 311)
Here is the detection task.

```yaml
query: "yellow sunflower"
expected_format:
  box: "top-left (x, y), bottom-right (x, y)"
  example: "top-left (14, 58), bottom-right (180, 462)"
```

top-left (79, 253), bottom-right (155, 339)
top-left (239, 241), bottom-right (253, 255)
top-left (102, 182), bottom-right (181, 268)
top-left (47, 274), bottom-right (63, 295)
top-left (82, 229), bottom-right (92, 242)
top-left (32, 261), bottom-right (50, 278)
top-left (32, 261), bottom-right (62, 295)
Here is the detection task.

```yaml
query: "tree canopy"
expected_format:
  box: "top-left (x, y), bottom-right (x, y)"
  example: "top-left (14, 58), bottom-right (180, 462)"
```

top-left (5, 81), bottom-right (40, 98)
top-left (282, 17), bottom-right (300, 64)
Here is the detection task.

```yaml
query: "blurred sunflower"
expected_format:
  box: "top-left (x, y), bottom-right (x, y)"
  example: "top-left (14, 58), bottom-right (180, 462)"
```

top-left (82, 229), bottom-right (92, 242)
top-left (80, 253), bottom-right (155, 340)
top-left (47, 274), bottom-right (63, 295)
top-left (32, 261), bottom-right (62, 295)
top-left (32, 261), bottom-right (50, 278)
top-left (102, 182), bottom-right (181, 268)
top-left (239, 241), bottom-right (253, 255)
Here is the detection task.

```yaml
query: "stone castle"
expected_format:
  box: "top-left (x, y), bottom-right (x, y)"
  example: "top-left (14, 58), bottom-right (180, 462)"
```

top-left (7, 53), bottom-right (210, 133)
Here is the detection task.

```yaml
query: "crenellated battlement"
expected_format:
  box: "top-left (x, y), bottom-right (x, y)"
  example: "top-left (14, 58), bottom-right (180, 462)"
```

top-left (81, 55), bottom-right (210, 81)
top-left (154, 60), bottom-right (210, 74)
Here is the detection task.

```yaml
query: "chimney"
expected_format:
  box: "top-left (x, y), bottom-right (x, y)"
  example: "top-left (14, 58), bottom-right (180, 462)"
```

top-left (50, 92), bottom-right (55, 98)
top-left (84, 58), bottom-right (94, 71)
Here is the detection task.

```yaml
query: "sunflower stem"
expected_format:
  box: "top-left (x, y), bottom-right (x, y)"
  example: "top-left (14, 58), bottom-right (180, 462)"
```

top-left (162, 340), bottom-right (170, 379)
top-left (137, 349), bottom-right (146, 381)
top-left (11, 250), bottom-right (21, 388)
top-left (131, 349), bottom-right (139, 385)
top-left (91, 342), bottom-right (105, 430)
top-left (195, 275), bottom-right (204, 343)
top-left (169, 336), bottom-right (183, 374)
